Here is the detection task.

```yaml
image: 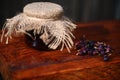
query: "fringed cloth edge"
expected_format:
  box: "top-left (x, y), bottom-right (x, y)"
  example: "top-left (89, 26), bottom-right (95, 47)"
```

top-left (1, 13), bottom-right (76, 53)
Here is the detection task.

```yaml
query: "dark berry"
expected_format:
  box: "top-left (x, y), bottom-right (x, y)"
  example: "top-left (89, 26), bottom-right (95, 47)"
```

top-left (103, 55), bottom-right (109, 61)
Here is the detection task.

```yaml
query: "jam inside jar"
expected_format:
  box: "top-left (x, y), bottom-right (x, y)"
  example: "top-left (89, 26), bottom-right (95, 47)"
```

top-left (25, 30), bottom-right (51, 51)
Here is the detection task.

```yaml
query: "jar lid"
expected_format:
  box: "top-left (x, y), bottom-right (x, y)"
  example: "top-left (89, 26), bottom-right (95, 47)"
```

top-left (23, 2), bottom-right (63, 19)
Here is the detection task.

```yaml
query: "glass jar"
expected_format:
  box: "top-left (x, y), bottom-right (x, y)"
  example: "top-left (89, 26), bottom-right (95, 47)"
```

top-left (25, 30), bottom-right (51, 51)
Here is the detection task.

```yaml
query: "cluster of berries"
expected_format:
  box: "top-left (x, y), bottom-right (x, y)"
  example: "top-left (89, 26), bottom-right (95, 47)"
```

top-left (75, 36), bottom-right (113, 61)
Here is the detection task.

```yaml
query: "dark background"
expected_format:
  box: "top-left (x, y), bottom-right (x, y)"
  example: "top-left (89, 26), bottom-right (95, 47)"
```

top-left (0, 0), bottom-right (120, 29)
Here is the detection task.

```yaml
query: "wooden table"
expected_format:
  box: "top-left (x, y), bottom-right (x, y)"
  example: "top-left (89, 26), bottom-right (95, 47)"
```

top-left (0, 20), bottom-right (120, 80)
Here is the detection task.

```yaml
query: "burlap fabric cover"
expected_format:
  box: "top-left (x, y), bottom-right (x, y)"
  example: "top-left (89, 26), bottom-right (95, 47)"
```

top-left (1, 2), bottom-right (76, 52)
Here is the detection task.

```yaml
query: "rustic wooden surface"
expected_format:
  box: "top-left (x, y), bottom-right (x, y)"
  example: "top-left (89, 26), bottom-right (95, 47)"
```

top-left (0, 20), bottom-right (120, 80)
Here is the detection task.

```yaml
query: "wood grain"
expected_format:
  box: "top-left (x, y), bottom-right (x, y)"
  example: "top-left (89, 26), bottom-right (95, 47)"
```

top-left (0, 20), bottom-right (120, 80)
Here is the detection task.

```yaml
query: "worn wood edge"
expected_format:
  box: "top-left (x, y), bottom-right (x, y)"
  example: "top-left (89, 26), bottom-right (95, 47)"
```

top-left (76, 20), bottom-right (120, 26)
top-left (12, 54), bottom-right (120, 79)
top-left (0, 55), bottom-right (12, 80)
